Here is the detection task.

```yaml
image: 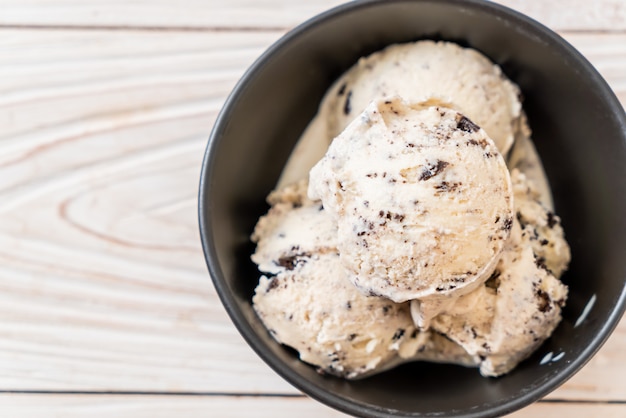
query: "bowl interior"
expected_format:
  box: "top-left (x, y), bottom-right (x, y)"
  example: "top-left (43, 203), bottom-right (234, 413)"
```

top-left (199, 0), bottom-right (626, 416)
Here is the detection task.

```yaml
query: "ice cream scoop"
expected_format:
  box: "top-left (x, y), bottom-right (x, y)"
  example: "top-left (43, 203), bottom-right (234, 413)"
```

top-left (251, 180), bottom-right (336, 275)
top-left (426, 171), bottom-right (569, 377)
top-left (253, 252), bottom-right (418, 379)
top-left (324, 41), bottom-right (523, 155)
top-left (309, 98), bottom-right (514, 311)
top-left (511, 169), bottom-right (570, 278)
top-left (277, 40), bottom-right (525, 189)
top-left (428, 221), bottom-right (568, 377)
top-left (252, 182), bottom-right (476, 378)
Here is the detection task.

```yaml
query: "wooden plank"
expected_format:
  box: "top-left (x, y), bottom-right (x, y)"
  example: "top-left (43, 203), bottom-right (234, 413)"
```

top-left (497, 0), bottom-right (626, 31)
top-left (0, 28), bottom-right (292, 394)
top-left (0, 0), bottom-right (624, 31)
top-left (0, 29), bottom-right (624, 400)
top-left (0, 0), bottom-right (345, 29)
top-left (0, 395), bottom-right (624, 418)
top-left (509, 402), bottom-right (626, 418)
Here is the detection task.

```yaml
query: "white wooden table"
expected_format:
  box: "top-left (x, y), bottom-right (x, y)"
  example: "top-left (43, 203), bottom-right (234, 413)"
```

top-left (0, 1), bottom-right (624, 416)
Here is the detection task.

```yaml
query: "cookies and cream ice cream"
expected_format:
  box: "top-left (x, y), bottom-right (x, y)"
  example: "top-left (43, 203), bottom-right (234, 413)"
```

top-left (278, 40), bottom-right (528, 189)
top-left (511, 170), bottom-right (570, 278)
top-left (252, 180), bottom-right (477, 378)
top-left (308, 98), bottom-right (513, 309)
top-left (323, 41), bottom-right (523, 155)
top-left (426, 170), bottom-right (569, 377)
top-left (251, 40), bottom-right (569, 378)
top-left (251, 180), bottom-right (335, 275)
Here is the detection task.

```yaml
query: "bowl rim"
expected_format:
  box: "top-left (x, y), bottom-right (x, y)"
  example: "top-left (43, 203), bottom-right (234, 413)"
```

top-left (198, 0), bottom-right (626, 416)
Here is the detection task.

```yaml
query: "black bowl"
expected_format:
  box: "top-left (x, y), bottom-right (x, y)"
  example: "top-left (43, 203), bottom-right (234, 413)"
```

top-left (198, 0), bottom-right (626, 416)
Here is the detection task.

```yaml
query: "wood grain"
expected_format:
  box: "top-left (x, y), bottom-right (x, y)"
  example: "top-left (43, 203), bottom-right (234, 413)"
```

top-left (0, 0), bottom-right (624, 31)
top-left (0, 28), bottom-right (292, 394)
top-left (0, 395), bottom-right (624, 418)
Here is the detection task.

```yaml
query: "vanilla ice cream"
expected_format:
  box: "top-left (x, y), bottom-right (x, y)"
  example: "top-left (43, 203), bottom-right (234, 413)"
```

top-left (309, 98), bottom-right (513, 308)
top-left (278, 40), bottom-right (527, 189)
top-left (252, 181), bottom-right (476, 378)
top-left (251, 40), bottom-right (569, 379)
top-left (429, 225), bottom-right (567, 376)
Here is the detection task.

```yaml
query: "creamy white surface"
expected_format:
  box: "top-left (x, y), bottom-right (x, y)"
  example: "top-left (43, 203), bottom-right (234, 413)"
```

top-left (324, 40), bottom-right (523, 155)
top-left (309, 98), bottom-right (513, 305)
top-left (511, 169), bottom-right (570, 278)
top-left (257, 41), bottom-right (570, 379)
top-left (251, 182), bottom-right (476, 378)
top-left (425, 171), bottom-right (569, 377)
top-left (277, 39), bottom-right (524, 194)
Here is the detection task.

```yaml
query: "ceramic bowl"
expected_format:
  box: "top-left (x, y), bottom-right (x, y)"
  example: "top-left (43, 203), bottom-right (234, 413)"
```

top-left (199, 1), bottom-right (626, 416)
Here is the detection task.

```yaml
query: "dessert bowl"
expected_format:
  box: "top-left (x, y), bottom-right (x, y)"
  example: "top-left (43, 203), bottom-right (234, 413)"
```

top-left (198, 0), bottom-right (626, 416)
